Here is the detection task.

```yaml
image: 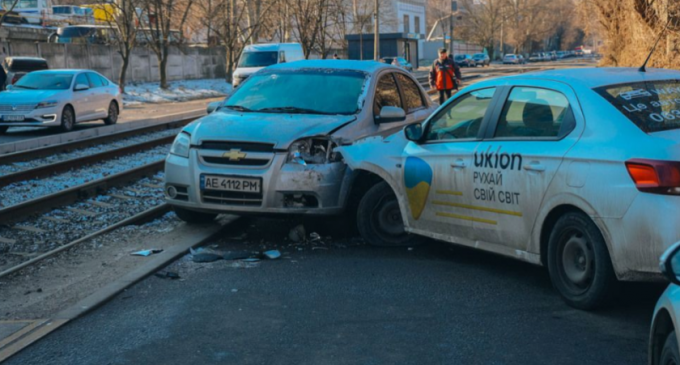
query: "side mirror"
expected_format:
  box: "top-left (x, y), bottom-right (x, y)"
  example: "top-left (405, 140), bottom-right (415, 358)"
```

top-left (207, 101), bottom-right (221, 114)
top-left (74, 84), bottom-right (89, 91)
top-left (660, 241), bottom-right (680, 285)
top-left (404, 123), bottom-right (423, 142)
top-left (375, 106), bottom-right (405, 124)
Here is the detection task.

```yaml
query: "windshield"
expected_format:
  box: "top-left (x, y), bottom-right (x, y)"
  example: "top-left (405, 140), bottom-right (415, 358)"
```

top-left (473, 54), bottom-right (485, 58)
top-left (61, 27), bottom-right (94, 38)
top-left (225, 69), bottom-right (367, 115)
top-left (14, 73), bottom-right (73, 90)
top-left (594, 80), bottom-right (680, 133)
top-left (454, 55), bottom-right (464, 60)
top-left (238, 51), bottom-right (278, 68)
top-left (53, 6), bottom-right (72, 14)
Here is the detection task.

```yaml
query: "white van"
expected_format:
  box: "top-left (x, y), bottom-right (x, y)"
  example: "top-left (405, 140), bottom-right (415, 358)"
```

top-left (232, 43), bottom-right (304, 87)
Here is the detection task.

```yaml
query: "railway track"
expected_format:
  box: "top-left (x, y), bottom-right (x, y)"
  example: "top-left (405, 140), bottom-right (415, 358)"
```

top-left (0, 118), bottom-right (198, 278)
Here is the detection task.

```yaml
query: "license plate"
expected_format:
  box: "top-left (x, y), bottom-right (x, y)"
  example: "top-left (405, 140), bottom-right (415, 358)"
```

top-left (200, 175), bottom-right (261, 193)
top-left (2, 115), bottom-right (24, 122)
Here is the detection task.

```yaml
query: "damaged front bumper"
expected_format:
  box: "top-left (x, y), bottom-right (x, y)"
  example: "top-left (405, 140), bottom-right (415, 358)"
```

top-left (164, 150), bottom-right (351, 215)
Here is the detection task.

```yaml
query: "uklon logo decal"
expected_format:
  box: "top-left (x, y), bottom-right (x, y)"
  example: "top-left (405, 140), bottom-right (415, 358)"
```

top-left (404, 156), bottom-right (433, 220)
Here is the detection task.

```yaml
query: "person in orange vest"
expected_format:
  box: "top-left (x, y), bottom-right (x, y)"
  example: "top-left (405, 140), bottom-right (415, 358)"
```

top-left (429, 48), bottom-right (462, 105)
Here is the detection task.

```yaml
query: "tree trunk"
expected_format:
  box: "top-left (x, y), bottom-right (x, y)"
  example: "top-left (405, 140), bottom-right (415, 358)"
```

top-left (159, 54), bottom-right (168, 89)
top-left (119, 53), bottom-right (130, 93)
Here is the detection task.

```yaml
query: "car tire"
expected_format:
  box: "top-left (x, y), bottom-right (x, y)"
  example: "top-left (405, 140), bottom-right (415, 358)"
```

top-left (173, 206), bottom-right (218, 224)
top-left (661, 331), bottom-right (680, 364)
top-left (60, 106), bottom-right (75, 132)
top-left (357, 181), bottom-right (423, 247)
top-left (0, 126), bottom-right (7, 134)
top-left (104, 101), bottom-right (118, 125)
top-left (547, 211), bottom-right (619, 310)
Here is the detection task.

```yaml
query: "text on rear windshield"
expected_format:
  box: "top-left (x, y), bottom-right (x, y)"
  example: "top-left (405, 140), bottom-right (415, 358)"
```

top-left (594, 80), bottom-right (680, 133)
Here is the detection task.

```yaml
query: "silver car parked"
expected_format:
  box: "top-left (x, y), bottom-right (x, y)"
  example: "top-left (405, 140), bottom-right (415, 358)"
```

top-left (164, 60), bottom-right (437, 223)
top-left (0, 69), bottom-right (122, 134)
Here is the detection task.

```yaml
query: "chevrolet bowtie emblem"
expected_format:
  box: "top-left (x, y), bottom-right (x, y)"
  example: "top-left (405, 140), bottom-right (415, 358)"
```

top-left (222, 149), bottom-right (247, 161)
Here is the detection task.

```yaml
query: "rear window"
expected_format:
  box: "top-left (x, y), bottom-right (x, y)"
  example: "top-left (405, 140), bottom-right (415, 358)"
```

top-left (594, 80), bottom-right (680, 133)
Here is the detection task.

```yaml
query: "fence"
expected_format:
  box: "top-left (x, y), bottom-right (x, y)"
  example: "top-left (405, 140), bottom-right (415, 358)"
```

top-left (0, 41), bottom-right (227, 84)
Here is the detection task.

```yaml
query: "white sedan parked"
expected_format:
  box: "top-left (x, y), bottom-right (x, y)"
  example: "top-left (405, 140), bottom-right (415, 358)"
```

top-left (338, 67), bottom-right (680, 310)
top-left (0, 69), bottom-right (122, 134)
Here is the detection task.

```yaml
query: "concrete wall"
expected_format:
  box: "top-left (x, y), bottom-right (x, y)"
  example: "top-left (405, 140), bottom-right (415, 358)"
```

top-left (0, 41), bottom-right (226, 84)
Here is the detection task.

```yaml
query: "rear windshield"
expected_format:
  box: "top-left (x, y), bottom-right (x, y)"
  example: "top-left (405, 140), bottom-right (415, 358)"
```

top-left (60, 27), bottom-right (95, 38)
top-left (7, 59), bottom-right (48, 72)
top-left (594, 80), bottom-right (680, 133)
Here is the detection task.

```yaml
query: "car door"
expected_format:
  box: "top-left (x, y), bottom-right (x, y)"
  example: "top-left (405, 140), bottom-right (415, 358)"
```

top-left (86, 72), bottom-right (108, 118)
top-left (401, 87), bottom-right (499, 244)
top-left (470, 81), bottom-right (583, 251)
top-left (394, 72), bottom-right (434, 124)
top-left (71, 72), bottom-right (94, 121)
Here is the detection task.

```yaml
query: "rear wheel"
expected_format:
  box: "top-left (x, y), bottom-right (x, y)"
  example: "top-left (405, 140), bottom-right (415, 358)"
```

top-left (104, 101), bottom-right (118, 125)
top-left (173, 206), bottom-right (217, 224)
top-left (357, 182), bottom-right (423, 247)
top-left (547, 212), bottom-right (619, 310)
top-left (0, 126), bottom-right (7, 134)
top-left (60, 106), bottom-right (75, 132)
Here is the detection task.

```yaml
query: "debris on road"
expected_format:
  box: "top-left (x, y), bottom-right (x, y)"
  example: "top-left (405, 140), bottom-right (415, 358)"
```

top-left (131, 249), bottom-right (163, 257)
top-left (154, 271), bottom-right (180, 280)
top-left (223, 251), bottom-right (253, 260)
top-left (263, 250), bottom-right (281, 260)
top-left (288, 224), bottom-right (306, 242)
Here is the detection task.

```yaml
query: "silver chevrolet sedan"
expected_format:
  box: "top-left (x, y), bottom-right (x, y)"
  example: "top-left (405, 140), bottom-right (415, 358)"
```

top-left (164, 60), bottom-right (436, 222)
top-left (0, 69), bottom-right (122, 134)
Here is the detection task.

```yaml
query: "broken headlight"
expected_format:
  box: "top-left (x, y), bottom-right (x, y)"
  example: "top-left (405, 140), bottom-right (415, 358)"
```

top-left (286, 138), bottom-right (340, 165)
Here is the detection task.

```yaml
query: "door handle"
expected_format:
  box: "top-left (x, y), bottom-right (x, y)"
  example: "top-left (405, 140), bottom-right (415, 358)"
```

top-left (451, 159), bottom-right (467, 169)
top-left (523, 162), bottom-right (546, 172)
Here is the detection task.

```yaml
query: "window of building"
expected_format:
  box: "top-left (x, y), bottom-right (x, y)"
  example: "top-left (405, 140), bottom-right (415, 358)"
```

top-left (403, 14), bottom-right (410, 33)
top-left (414, 16), bottom-right (420, 34)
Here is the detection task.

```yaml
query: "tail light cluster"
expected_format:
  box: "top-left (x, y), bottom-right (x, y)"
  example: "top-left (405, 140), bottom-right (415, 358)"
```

top-left (10, 75), bottom-right (19, 85)
top-left (626, 159), bottom-right (680, 195)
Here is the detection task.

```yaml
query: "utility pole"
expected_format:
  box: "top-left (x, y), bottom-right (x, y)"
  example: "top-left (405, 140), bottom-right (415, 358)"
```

top-left (374, 0), bottom-right (379, 61)
top-left (449, 1), bottom-right (457, 55)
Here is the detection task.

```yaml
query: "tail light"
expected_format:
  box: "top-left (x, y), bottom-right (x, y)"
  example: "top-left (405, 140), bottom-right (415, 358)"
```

top-left (626, 159), bottom-right (680, 195)
top-left (10, 75), bottom-right (19, 84)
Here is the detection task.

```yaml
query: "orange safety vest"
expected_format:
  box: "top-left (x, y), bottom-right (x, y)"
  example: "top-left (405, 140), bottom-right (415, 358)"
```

top-left (434, 60), bottom-right (456, 91)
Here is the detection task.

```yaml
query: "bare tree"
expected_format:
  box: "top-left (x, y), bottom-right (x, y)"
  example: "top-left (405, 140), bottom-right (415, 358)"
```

top-left (142, 0), bottom-right (194, 89)
top-left (456, 0), bottom-right (502, 58)
top-left (289, 0), bottom-right (328, 58)
top-left (101, 0), bottom-right (141, 93)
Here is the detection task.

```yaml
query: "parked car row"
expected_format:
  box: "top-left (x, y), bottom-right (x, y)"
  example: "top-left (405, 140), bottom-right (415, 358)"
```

top-left (454, 53), bottom-right (490, 67)
top-left (502, 54), bottom-right (526, 64)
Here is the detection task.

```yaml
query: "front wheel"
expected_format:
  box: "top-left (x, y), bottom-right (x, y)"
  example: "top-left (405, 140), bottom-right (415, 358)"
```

top-left (173, 206), bottom-right (217, 224)
top-left (104, 101), bottom-right (118, 125)
top-left (547, 212), bottom-right (619, 310)
top-left (660, 331), bottom-right (680, 365)
top-left (356, 182), bottom-right (423, 247)
top-left (60, 106), bottom-right (75, 132)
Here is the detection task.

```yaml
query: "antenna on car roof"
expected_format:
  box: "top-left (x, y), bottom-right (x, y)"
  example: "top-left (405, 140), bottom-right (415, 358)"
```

top-left (639, 17), bottom-right (673, 72)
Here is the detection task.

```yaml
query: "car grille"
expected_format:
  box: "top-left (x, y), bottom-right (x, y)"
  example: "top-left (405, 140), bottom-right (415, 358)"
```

top-left (199, 141), bottom-right (275, 153)
top-left (202, 156), bottom-right (269, 166)
top-left (201, 190), bottom-right (263, 206)
top-left (0, 104), bottom-right (36, 112)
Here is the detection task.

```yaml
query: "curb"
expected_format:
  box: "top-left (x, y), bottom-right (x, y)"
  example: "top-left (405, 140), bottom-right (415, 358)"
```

top-left (0, 108), bottom-right (207, 155)
top-left (0, 218), bottom-right (235, 362)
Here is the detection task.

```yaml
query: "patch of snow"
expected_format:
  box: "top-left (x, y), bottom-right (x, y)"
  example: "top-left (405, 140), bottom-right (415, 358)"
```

top-left (123, 79), bottom-right (232, 106)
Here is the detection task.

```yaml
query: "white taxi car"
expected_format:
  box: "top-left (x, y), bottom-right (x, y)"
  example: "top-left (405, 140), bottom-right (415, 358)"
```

top-left (338, 67), bottom-right (680, 310)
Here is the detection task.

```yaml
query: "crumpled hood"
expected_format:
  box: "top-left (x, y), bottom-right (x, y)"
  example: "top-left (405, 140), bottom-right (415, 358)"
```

top-left (184, 111), bottom-right (356, 150)
top-left (0, 89), bottom-right (65, 103)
